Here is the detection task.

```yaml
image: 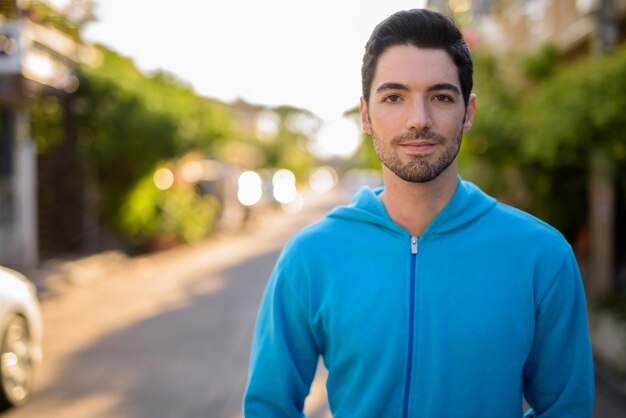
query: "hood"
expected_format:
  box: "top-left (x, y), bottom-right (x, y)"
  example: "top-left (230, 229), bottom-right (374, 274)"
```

top-left (328, 177), bottom-right (497, 237)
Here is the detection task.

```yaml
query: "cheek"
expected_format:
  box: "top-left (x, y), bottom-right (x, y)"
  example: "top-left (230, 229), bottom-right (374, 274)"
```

top-left (439, 112), bottom-right (467, 134)
top-left (369, 109), bottom-right (402, 136)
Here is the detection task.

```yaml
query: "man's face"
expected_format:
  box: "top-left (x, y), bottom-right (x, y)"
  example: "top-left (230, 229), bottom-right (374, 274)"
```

top-left (360, 45), bottom-right (476, 183)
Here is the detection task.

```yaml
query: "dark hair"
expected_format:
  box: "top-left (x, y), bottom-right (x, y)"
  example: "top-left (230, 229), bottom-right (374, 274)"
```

top-left (361, 9), bottom-right (473, 107)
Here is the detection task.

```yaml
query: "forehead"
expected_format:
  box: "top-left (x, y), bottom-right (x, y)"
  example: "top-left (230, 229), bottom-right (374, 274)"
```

top-left (373, 45), bottom-right (460, 91)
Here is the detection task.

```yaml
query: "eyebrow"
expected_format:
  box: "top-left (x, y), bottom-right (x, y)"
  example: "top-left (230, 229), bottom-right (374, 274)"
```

top-left (428, 83), bottom-right (461, 96)
top-left (375, 82), bottom-right (410, 94)
top-left (375, 81), bottom-right (461, 96)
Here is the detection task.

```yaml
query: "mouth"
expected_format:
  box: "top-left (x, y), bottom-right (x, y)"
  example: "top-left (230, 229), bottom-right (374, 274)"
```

top-left (398, 141), bottom-right (437, 154)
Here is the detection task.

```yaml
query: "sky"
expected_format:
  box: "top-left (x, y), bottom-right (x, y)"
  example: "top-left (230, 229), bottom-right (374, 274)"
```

top-left (62, 0), bottom-right (427, 122)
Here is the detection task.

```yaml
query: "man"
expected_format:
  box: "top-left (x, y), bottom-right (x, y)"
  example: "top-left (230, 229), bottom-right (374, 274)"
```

top-left (244, 9), bottom-right (594, 418)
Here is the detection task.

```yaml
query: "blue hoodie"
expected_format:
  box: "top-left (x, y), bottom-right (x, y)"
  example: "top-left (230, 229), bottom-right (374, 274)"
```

top-left (244, 178), bottom-right (594, 417)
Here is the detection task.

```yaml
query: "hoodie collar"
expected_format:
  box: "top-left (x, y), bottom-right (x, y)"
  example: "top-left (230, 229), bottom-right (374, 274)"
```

top-left (328, 177), bottom-right (496, 237)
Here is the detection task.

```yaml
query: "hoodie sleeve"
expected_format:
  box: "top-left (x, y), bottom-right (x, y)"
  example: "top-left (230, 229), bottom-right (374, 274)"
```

top-left (243, 259), bottom-right (320, 417)
top-left (522, 250), bottom-right (594, 417)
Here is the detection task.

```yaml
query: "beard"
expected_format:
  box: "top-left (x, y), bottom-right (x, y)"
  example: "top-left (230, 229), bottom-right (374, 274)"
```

top-left (371, 126), bottom-right (463, 183)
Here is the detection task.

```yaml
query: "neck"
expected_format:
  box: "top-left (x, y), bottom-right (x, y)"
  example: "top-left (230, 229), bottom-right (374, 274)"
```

top-left (379, 164), bottom-right (458, 236)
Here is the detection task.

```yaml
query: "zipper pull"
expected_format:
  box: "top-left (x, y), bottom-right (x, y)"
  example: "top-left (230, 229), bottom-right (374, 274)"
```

top-left (411, 236), bottom-right (418, 255)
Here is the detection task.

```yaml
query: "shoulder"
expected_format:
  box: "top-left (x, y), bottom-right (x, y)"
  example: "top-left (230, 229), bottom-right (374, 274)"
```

top-left (280, 215), bottom-right (346, 261)
top-left (482, 201), bottom-right (574, 268)
top-left (487, 201), bottom-right (566, 240)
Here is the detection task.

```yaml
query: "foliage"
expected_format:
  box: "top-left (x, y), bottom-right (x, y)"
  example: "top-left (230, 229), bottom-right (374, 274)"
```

top-left (461, 44), bottom-right (626, 239)
top-left (71, 67), bottom-right (179, 223)
top-left (460, 52), bottom-right (526, 197)
top-left (30, 96), bottom-right (66, 154)
top-left (118, 174), bottom-right (220, 246)
top-left (219, 103), bottom-right (321, 182)
top-left (523, 43), bottom-right (560, 82)
top-left (62, 45), bottom-right (241, 245)
top-left (257, 105), bottom-right (318, 180)
top-left (57, 45), bottom-right (320, 246)
top-left (524, 45), bottom-right (626, 168)
top-left (84, 47), bottom-right (237, 153)
top-left (0, 0), bottom-right (89, 41)
top-left (11, 2), bottom-right (322, 250)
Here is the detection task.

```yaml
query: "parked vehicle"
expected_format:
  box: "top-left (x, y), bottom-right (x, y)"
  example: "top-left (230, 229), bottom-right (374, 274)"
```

top-left (0, 266), bottom-right (43, 411)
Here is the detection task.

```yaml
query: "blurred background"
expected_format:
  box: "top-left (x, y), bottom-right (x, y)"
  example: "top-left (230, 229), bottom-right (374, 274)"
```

top-left (0, 0), bottom-right (625, 417)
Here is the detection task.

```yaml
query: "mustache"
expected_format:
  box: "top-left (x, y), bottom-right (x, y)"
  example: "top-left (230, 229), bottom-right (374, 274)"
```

top-left (391, 129), bottom-right (445, 145)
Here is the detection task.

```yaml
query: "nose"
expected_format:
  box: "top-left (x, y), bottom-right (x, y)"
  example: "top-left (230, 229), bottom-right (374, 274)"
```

top-left (405, 98), bottom-right (433, 132)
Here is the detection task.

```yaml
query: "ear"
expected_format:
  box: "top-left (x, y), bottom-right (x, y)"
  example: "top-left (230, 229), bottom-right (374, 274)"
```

top-left (462, 94), bottom-right (477, 132)
top-left (360, 97), bottom-right (372, 135)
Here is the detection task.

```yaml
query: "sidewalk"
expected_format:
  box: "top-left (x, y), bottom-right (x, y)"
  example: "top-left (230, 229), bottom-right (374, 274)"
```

top-left (589, 308), bottom-right (626, 409)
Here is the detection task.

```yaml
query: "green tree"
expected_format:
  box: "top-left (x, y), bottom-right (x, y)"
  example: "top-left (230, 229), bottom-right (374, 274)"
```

top-left (258, 105), bottom-right (318, 180)
top-left (72, 71), bottom-right (179, 224)
top-left (462, 44), bottom-right (626, 240)
top-left (64, 46), bottom-right (242, 246)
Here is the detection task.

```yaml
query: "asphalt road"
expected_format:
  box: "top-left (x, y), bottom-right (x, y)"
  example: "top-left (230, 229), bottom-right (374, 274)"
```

top-left (1, 187), bottom-right (624, 417)
top-left (3, 190), bottom-right (341, 418)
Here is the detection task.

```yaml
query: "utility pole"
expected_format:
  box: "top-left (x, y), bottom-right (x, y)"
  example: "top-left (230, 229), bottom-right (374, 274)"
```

top-left (598, 0), bottom-right (619, 53)
top-left (588, 0), bottom-right (618, 297)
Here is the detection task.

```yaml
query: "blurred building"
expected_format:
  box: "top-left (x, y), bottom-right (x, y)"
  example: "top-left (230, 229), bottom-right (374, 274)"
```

top-left (471, 0), bottom-right (624, 56)
top-left (428, 0), bottom-right (626, 54)
top-left (0, 0), bottom-right (93, 268)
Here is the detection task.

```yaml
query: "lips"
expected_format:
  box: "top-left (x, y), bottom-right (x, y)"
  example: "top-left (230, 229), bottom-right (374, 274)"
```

top-left (399, 140), bottom-right (436, 146)
top-left (392, 130), bottom-right (444, 154)
top-left (398, 140), bottom-right (437, 153)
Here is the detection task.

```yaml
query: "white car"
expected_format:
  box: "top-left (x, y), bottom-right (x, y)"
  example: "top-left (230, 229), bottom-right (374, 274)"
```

top-left (0, 266), bottom-right (43, 411)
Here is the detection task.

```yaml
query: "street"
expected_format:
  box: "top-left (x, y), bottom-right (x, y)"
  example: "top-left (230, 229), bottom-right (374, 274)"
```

top-left (1, 187), bottom-right (625, 418)
top-left (3, 190), bottom-right (340, 418)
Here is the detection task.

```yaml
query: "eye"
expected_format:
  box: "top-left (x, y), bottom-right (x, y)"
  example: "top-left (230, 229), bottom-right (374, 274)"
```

top-left (383, 94), bottom-right (402, 103)
top-left (433, 94), bottom-right (454, 103)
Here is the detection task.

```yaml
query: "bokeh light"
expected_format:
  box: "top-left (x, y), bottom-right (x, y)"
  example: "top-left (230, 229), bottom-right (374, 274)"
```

top-left (153, 167), bottom-right (174, 190)
top-left (272, 169), bottom-right (297, 204)
top-left (309, 166), bottom-right (338, 194)
top-left (180, 160), bottom-right (204, 183)
top-left (238, 170), bottom-right (263, 206)
top-left (449, 0), bottom-right (471, 14)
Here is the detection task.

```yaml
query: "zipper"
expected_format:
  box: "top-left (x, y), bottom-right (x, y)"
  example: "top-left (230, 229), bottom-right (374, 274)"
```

top-left (403, 236), bottom-right (418, 418)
